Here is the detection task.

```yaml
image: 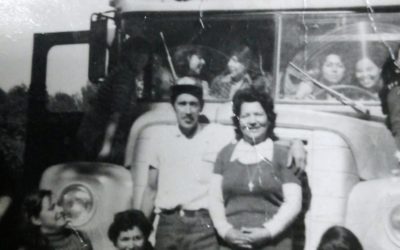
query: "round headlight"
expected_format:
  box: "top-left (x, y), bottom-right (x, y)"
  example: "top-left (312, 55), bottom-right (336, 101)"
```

top-left (390, 205), bottom-right (400, 231)
top-left (59, 184), bottom-right (95, 226)
top-left (385, 204), bottom-right (400, 246)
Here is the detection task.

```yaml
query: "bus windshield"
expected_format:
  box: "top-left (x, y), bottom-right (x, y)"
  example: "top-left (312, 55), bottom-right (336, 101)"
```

top-left (121, 10), bottom-right (400, 104)
top-left (122, 12), bottom-right (275, 102)
top-left (280, 12), bottom-right (400, 103)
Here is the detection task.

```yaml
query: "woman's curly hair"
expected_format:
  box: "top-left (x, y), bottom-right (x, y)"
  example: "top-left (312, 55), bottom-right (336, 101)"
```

top-left (232, 87), bottom-right (277, 141)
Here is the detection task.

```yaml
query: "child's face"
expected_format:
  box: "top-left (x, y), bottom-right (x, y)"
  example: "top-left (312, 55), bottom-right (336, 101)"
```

top-left (33, 195), bottom-right (68, 234)
top-left (116, 226), bottom-right (145, 250)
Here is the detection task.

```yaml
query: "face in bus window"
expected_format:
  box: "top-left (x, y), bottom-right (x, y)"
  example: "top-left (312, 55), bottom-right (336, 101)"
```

top-left (355, 57), bottom-right (381, 89)
top-left (228, 56), bottom-right (247, 79)
top-left (321, 54), bottom-right (345, 85)
top-left (188, 54), bottom-right (206, 75)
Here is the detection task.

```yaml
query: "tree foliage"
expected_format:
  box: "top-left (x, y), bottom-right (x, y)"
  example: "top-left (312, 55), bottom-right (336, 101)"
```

top-left (0, 84), bottom-right (28, 174)
top-left (0, 84), bottom-right (97, 174)
top-left (48, 92), bottom-right (80, 112)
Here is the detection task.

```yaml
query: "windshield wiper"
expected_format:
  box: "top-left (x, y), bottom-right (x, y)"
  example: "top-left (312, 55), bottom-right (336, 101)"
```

top-left (289, 62), bottom-right (371, 118)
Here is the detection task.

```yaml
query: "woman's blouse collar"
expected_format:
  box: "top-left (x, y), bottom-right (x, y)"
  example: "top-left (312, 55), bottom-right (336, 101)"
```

top-left (230, 138), bottom-right (273, 164)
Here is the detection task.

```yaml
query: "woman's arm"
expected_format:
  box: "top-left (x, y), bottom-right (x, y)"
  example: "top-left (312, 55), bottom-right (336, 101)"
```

top-left (295, 81), bottom-right (314, 99)
top-left (0, 196), bottom-right (12, 223)
top-left (208, 174), bottom-right (233, 238)
top-left (209, 174), bottom-right (251, 248)
top-left (262, 182), bottom-right (302, 237)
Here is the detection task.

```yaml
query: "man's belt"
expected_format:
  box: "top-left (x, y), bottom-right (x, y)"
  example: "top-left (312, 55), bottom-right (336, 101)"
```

top-left (160, 207), bottom-right (209, 217)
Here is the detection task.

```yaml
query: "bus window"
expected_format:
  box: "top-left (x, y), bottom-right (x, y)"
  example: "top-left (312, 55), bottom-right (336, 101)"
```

top-left (46, 44), bottom-right (90, 112)
top-left (279, 12), bottom-right (400, 102)
top-left (123, 13), bottom-right (275, 102)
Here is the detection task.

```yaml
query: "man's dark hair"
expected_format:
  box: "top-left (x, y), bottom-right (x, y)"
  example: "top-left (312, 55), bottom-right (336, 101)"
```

top-left (108, 209), bottom-right (153, 246)
top-left (232, 87), bottom-right (277, 141)
top-left (170, 84), bottom-right (204, 109)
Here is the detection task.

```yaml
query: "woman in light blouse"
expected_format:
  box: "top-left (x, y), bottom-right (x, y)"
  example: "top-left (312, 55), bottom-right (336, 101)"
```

top-left (209, 87), bottom-right (302, 250)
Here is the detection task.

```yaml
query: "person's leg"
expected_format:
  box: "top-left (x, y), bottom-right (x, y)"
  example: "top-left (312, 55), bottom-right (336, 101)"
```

top-left (183, 212), bottom-right (219, 250)
top-left (155, 213), bottom-right (184, 250)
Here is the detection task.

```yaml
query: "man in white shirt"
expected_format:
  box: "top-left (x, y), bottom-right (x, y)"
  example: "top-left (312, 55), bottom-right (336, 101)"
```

top-left (141, 83), bottom-right (221, 250)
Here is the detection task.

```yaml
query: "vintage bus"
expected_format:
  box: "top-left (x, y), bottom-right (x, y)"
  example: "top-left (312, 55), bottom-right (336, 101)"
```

top-left (27, 0), bottom-right (400, 249)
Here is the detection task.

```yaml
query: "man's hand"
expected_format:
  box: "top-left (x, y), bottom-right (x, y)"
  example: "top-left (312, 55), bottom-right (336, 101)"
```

top-left (287, 139), bottom-right (307, 171)
top-left (241, 227), bottom-right (271, 246)
top-left (225, 228), bottom-right (252, 249)
top-left (0, 196), bottom-right (12, 223)
top-left (98, 120), bottom-right (119, 160)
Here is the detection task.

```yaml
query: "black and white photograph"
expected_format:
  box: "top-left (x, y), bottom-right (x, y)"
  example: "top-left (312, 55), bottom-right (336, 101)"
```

top-left (1, 0), bottom-right (400, 249)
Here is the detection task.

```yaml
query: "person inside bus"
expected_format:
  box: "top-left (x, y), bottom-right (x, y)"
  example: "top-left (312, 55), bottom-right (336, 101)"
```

top-left (353, 56), bottom-right (382, 97)
top-left (379, 45), bottom-right (400, 153)
top-left (77, 36), bottom-right (153, 164)
top-left (173, 45), bottom-right (210, 97)
top-left (317, 226), bottom-right (363, 250)
top-left (295, 51), bottom-right (348, 99)
top-left (210, 45), bottom-right (253, 99)
top-left (151, 54), bottom-right (174, 101)
top-left (108, 210), bottom-right (153, 250)
top-left (209, 87), bottom-right (302, 250)
top-left (21, 189), bottom-right (93, 250)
